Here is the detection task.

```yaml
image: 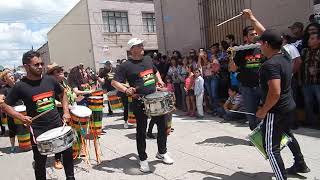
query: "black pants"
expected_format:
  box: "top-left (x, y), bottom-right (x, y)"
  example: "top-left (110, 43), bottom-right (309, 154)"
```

top-left (121, 95), bottom-right (128, 122)
top-left (261, 111), bottom-right (305, 180)
top-left (7, 117), bottom-right (17, 138)
top-left (173, 83), bottom-right (182, 108)
top-left (132, 100), bottom-right (167, 161)
top-left (32, 145), bottom-right (74, 180)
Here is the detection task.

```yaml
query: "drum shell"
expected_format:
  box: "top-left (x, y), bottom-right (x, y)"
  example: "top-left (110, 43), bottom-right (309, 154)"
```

top-left (1, 113), bottom-right (8, 125)
top-left (14, 111), bottom-right (31, 150)
top-left (88, 97), bottom-right (104, 112)
top-left (107, 91), bottom-right (123, 111)
top-left (143, 92), bottom-right (175, 117)
top-left (249, 126), bottom-right (291, 159)
top-left (70, 114), bottom-right (89, 134)
top-left (90, 111), bottom-right (103, 136)
top-left (91, 90), bottom-right (104, 96)
top-left (36, 127), bottom-right (75, 155)
top-left (127, 96), bottom-right (136, 125)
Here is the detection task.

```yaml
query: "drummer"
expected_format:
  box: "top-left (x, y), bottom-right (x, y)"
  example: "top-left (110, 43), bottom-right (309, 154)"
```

top-left (0, 69), bottom-right (22, 153)
top-left (243, 9), bottom-right (310, 179)
top-left (5, 50), bottom-right (75, 180)
top-left (112, 38), bottom-right (174, 173)
top-left (68, 65), bottom-right (94, 106)
top-left (97, 60), bottom-right (115, 115)
top-left (47, 63), bottom-right (77, 169)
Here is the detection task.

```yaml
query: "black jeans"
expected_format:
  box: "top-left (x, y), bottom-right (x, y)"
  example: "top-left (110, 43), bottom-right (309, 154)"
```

top-left (261, 111), bottom-right (305, 180)
top-left (32, 145), bottom-right (75, 180)
top-left (121, 95), bottom-right (128, 122)
top-left (132, 100), bottom-right (167, 161)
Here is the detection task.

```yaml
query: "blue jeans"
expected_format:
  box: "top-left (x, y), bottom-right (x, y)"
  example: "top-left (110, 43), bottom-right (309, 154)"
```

top-left (240, 86), bottom-right (261, 130)
top-left (303, 85), bottom-right (320, 125)
top-left (204, 77), bottom-right (220, 112)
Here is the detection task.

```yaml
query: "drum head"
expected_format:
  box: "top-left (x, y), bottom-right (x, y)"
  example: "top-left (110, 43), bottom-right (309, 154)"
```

top-left (89, 96), bottom-right (103, 99)
top-left (37, 126), bottom-right (72, 141)
top-left (70, 105), bottom-right (92, 117)
top-left (145, 91), bottom-right (169, 99)
top-left (14, 105), bottom-right (26, 112)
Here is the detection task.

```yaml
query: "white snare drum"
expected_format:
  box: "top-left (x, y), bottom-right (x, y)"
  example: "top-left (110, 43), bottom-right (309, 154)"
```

top-left (36, 126), bottom-right (75, 155)
top-left (14, 105), bottom-right (26, 113)
top-left (142, 91), bottom-right (175, 117)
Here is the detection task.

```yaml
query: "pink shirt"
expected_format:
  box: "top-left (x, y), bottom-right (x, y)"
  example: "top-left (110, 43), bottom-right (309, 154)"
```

top-left (166, 83), bottom-right (174, 92)
top-left (185, 76), bottom-right (194, 90)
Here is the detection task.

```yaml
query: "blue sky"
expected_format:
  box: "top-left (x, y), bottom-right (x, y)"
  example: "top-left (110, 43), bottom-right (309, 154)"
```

top-left (0, 0), bottom-right (79, 68)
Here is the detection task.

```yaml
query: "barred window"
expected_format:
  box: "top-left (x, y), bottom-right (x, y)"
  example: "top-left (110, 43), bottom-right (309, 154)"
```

top-left (102, 11), bottom-right (129, 33)
top-left (142, 13), bottom-right (156, 33)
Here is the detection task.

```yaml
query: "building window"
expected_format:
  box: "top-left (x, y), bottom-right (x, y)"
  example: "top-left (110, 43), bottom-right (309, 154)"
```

top-left (102, 11), bottom-right (129, 33)
top-left (142, 13), bottom-right (156, 33)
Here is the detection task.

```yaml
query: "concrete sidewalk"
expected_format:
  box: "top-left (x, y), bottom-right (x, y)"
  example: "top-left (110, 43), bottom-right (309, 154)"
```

top-left (0, 111), bottom-right (319, 180)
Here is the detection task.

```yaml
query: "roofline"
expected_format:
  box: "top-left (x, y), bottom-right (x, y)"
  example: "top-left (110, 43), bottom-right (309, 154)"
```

top-left (47, 0), bottom-right (86, 35)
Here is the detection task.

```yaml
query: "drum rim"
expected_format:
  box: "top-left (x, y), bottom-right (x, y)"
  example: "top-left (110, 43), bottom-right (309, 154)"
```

top-left (70, 105), bottom-right (92, 117)
top-left (36, 126), bottom-right (72, 141)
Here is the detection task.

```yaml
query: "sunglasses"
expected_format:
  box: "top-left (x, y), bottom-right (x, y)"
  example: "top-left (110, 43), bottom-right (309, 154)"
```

top-left (28, 62), bottom-right (44, 68)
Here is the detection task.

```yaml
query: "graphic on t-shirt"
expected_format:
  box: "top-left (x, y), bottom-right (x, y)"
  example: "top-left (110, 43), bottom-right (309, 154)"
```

top-left (32, 91), bottom-right (55, 113)
top-left (139, 69), bottom-right (155, 87)
top-left (81, 83), bottom-right (91, 91)
top-left (245, 53), bottom-right (262, 68)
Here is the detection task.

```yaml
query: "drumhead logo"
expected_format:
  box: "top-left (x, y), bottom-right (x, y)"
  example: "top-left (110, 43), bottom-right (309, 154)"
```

top-left (32, 91), bottom-right (55, 113)
top-left (139, 69), bottom-right (155, 86)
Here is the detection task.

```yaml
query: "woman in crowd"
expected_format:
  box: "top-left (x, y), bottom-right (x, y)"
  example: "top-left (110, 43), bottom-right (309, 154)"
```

top-left (167, 57), bottom-right (182, 108)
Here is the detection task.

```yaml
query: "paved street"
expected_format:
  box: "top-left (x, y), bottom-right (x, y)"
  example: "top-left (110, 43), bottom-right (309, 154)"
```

top-left (0, 109), bottom-right (319, 180)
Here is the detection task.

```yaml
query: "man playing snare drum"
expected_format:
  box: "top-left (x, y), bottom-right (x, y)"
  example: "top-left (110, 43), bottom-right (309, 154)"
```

top-left (112, 38), bottom-right (174, 173)
top-left (5, 50), bottom-right (75, 180)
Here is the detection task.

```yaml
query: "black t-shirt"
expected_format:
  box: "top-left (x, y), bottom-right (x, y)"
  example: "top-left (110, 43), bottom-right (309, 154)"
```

top-left (234, 47), bottom-right (264, 87)
top-left (5, 75), bottom-right (63, 136)
top-left (259, 54), bottom-right (295, 113)
top-left (114, 56), bottom-right (157, 95)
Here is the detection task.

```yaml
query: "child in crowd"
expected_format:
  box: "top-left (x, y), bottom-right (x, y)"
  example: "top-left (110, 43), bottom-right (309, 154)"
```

top-left (194, 68), bottom-right (205, 118)
top-left (217, 86), bottom-right (245, 121)
top-left (184, 65), bottom-right (196, 117)
top-left (165, 76), bottom-right (174, 93)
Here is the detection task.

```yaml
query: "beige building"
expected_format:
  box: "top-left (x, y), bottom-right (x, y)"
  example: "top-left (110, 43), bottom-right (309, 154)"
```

top-left (48, 0), bottom-right (158, 71)
top-left (155, 0), bottom-right (314, 55)
top-left (37, 42), bottom-right (50, 67)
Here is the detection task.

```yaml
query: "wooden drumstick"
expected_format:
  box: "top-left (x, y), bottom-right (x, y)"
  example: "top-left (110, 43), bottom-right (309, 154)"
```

top-left (31, 109), bottom-right (52, 122)
top-left (217, 13), bottom-right (243, 27)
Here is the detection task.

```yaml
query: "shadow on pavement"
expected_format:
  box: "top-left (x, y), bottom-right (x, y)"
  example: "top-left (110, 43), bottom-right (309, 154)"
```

top-left (293, 128), bottom-right (320, 138)
top-left (125, 133), bottom-right (136, 140)
top-left (188, 170), bottom-right (308, 180)
top-left (0, 146), bottom-right (31, 154)
top-left (196, 136), bottom-right (249, 147)
top-left (189, 170), bottom-right (274, 180)
top-left (92, 153), bottom-right (156, 175)
top-left (102, 123), bottom-right (134, 131)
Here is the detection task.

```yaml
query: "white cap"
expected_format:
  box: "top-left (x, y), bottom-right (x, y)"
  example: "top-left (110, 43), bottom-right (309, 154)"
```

top-left (127, 38), bottom-right (144, 49)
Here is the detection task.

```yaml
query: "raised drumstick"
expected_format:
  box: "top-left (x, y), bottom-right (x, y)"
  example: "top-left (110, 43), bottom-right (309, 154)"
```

top-left (217, 13), bottom-right (243, 27)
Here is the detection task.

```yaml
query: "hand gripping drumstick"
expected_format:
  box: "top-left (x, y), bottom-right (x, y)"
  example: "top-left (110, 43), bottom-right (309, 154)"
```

top-left (217, 13), bottom-right (243, 27)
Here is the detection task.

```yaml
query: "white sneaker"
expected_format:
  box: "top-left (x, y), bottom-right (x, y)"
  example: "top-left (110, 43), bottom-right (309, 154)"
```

top-left (139, 160), bottom-right (150, 173)
top-left (124, 122), bottom-right (129, 129)
top-left (156, 152), bottom-right (174, 164)
top-left (0, 151), bottom-right (3, 156)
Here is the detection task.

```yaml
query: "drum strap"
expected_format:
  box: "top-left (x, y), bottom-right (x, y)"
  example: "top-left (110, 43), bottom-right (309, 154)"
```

top-left (29, 125), bottom-right (37, 144)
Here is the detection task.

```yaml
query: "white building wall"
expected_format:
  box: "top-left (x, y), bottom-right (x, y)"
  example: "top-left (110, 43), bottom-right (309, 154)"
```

top-left (87, 0), bottom-right (158, 68)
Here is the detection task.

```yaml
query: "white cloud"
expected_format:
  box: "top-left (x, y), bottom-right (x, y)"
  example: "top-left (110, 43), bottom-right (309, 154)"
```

top-left (0, 0), bottom-right (80, 68)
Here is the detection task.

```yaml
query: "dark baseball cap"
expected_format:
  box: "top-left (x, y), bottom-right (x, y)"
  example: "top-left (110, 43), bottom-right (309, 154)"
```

top-left (257, 29), bottom-right (283, 49)
top-left (104, 60), bottom-right (111, 65)
top-left (288, 22), bottom-right (304, 29)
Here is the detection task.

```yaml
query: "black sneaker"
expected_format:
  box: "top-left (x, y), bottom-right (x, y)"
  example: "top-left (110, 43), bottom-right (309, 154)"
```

top-left (286, 162), bottom-right (310, 174)
top-left (147, 133), bottom-right (156, 139)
